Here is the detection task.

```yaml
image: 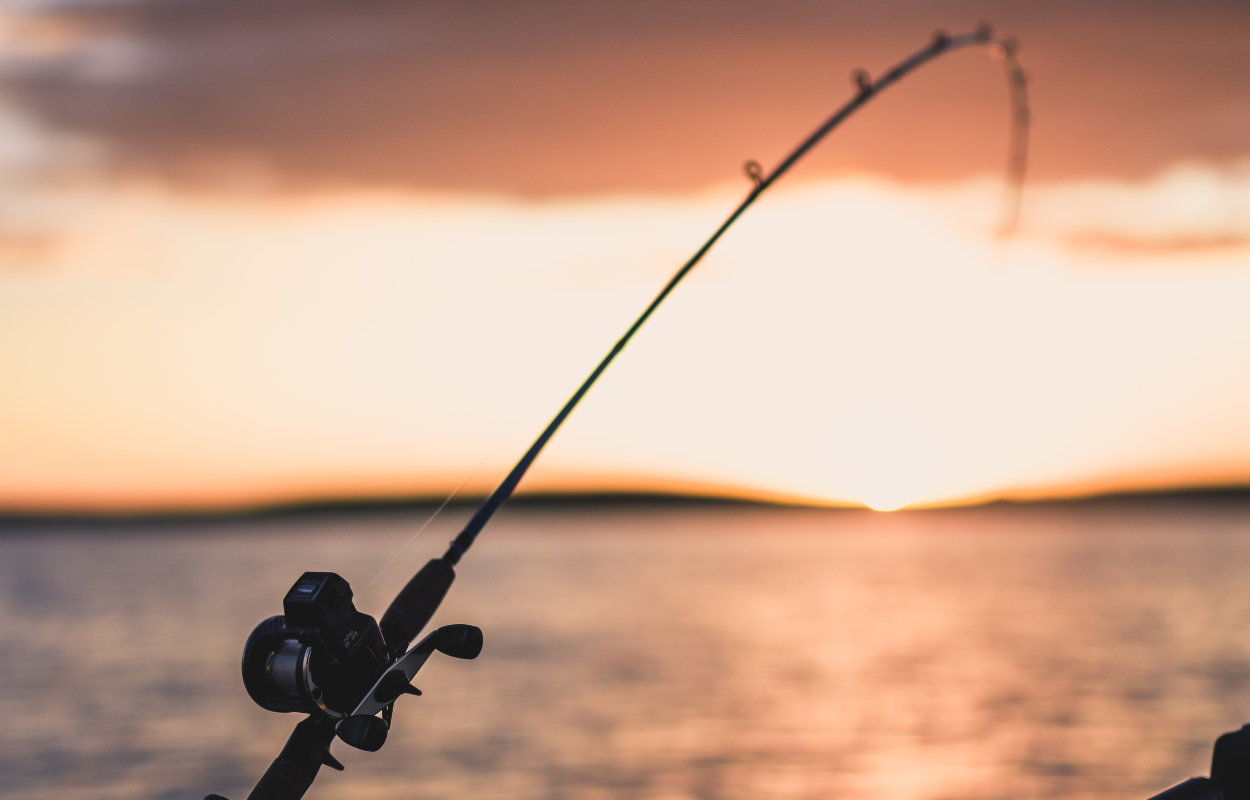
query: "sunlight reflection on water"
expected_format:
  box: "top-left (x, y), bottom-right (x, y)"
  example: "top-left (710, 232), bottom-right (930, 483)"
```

top-left (3, 500), bottom-right (1250, 800)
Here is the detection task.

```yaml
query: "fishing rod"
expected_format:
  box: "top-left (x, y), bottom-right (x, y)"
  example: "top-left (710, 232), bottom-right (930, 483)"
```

top-left (208, 25), bottom-right (1029, 800)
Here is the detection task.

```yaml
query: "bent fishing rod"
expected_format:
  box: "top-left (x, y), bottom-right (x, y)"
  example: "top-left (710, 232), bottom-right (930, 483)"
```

top-left (209, 26), bottom-right (1029, 800)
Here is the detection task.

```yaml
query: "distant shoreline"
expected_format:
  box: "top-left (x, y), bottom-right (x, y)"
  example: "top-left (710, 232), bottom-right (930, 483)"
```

top-left (3, 485), bottom-right (1250, 528)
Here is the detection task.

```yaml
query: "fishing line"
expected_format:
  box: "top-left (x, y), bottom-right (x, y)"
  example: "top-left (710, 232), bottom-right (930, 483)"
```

top-left (991, 38), bottom-right (1030, 239)
top-left (357, 434), bottom-right (510, 596)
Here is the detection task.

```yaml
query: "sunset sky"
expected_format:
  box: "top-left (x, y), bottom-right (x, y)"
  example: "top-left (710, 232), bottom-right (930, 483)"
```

top-left (1, 0), bottom-right (1248, 513)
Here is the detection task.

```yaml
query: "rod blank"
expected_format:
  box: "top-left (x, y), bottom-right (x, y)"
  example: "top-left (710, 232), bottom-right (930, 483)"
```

top-left (441, 27), bottom-right (1029, 567)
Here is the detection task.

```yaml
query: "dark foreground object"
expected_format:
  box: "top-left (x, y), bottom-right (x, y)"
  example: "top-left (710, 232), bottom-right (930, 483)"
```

top-left (1150, 726), bottom-right (1250, 800)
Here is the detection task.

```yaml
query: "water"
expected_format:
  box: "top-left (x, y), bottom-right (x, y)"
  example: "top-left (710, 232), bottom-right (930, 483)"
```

top-left (3, 499), bottom-right (1250, 800)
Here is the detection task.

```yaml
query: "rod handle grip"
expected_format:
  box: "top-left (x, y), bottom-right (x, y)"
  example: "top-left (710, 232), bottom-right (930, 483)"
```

top-left (379, 558), bottom-right (456, 656)
top-left (244, 757), bottom-right (315, 800)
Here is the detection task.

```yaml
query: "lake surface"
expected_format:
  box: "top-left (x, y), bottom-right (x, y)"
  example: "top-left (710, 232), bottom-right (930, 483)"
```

top-left (4, 499), bottom-right (1250, 800)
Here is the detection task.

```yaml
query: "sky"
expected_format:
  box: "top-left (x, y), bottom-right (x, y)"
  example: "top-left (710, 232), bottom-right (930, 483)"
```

top-left (0, 0), bottom-right (1248, 513)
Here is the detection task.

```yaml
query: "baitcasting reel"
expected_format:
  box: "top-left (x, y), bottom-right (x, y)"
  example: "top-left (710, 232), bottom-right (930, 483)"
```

top-left (241, 570), bottom-right (480, 755)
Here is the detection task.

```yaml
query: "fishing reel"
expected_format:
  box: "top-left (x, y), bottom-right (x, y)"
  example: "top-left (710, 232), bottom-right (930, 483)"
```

top-left (241, 570), bottom-right (480, 753)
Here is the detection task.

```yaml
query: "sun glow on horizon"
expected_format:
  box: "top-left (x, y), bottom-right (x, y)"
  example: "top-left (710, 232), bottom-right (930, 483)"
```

top-left (1, 167), bottom-right (1249, 512)
top-left (861, 496), bottom-right (911, 513)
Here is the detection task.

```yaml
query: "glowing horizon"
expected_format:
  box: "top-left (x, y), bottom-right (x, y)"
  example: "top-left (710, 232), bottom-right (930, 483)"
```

top-left (2, 166), bottom-right (1248, 514)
